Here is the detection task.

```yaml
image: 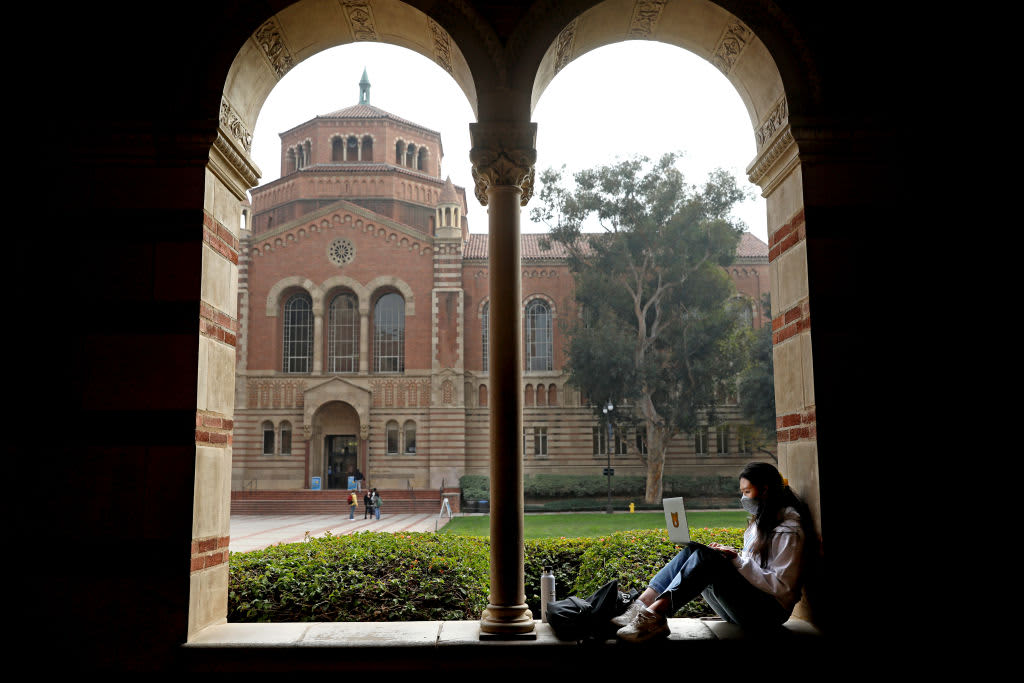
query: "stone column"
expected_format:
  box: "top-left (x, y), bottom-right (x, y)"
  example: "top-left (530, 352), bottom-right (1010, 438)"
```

top-left (358, 308), bottom-right (370, 374)
top-left (470, 121), bottom-right (537, 636)
top-left (313, 312), bottom-right (324, 374)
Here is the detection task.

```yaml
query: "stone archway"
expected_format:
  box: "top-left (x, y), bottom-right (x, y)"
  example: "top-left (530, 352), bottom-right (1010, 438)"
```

top-left (196, 0), bottom-right (825, 641)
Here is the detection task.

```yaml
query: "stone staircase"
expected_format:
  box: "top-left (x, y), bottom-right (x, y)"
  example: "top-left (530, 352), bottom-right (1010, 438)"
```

top-left (230, 488), bottom-right (461, 515)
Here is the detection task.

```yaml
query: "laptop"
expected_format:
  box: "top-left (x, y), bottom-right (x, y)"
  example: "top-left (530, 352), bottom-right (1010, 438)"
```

top-left (662, 497), bottom-right (690, 544)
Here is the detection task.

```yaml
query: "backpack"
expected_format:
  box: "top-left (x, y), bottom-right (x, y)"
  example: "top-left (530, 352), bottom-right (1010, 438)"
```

top-left (545, 579), bottom-right (638, 641)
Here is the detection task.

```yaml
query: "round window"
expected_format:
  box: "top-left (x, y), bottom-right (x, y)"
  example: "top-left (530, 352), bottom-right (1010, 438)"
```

top-left (328, 238), bottom-right (355, 266)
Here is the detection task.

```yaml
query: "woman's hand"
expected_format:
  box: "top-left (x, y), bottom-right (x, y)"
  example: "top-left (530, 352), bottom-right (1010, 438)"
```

top-left (709, 541), bottom-right (738, 558)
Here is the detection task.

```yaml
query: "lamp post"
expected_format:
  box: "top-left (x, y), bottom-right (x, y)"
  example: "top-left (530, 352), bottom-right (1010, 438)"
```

top-left (602, 400), bottom-right (614, 514)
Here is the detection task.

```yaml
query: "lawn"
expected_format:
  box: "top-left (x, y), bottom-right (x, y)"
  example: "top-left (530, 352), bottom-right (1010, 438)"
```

top-left (438, 510), bottom-right (748, 539)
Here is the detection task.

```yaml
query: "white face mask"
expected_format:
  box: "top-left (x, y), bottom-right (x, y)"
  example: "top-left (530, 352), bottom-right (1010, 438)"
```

top-left (740, 496), bottom-right (760, 515)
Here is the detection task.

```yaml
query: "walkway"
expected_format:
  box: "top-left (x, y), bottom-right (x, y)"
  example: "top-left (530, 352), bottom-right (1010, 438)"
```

top-left (229, 513), bottom-right (450, 553)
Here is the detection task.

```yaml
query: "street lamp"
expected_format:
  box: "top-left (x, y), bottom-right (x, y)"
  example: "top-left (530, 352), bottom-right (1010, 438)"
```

top-left (602, 400), bottom-right (614, 514)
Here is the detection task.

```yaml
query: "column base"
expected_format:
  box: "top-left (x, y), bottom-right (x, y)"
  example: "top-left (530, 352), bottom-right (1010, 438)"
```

top-left (479, 605), bottom-right (535, 637)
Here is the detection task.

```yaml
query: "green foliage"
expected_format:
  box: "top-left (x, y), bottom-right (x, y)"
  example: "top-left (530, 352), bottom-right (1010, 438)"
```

top-left (738, 322), bottom-right (777, 456)
top-left (573, 528), bottom-right (747, 618)
top-left (228, 528), bottom-right (747, 622)
top-left (228, 531), bottom-right (489, 622)
top-left (459, 474), bottom-right (490, 501)
top-left (462, 474), bottom-right (737, 501)
top-left (523, 537), bottom-right (592, 617)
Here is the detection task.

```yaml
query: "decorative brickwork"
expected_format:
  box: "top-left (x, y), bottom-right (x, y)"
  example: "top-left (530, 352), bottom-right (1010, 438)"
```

top-left (203, 211), bottom-right (240, 265)
top-left (776, 409), bottom-right (816, 442)
top-left (771, 301), bottom-right (810, 345)
top-left (195, 410), bottom-right (233, 447)
top-left (199, 300), bottom-right (238, 347)
top-left (767, 209), bottom-right (805, 262)
top-left (190, 535), bottom-right (231, 572)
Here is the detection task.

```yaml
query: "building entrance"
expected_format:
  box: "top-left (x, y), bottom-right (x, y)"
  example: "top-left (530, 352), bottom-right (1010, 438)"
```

top-left (325, 435), bottom-right (358, 489)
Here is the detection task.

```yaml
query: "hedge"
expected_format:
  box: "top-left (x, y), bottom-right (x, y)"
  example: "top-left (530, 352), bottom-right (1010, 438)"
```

top-left (459, 474), bottom-right (737, 502)
top-left (229, 527), bottom-right (746, 622)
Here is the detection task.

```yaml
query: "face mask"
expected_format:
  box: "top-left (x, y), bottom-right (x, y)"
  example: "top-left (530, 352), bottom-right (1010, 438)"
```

top-left (740, 496), bottom-right (760, 515)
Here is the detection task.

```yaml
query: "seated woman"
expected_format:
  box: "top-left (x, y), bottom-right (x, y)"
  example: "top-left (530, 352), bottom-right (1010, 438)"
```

top-left (614, 462), bottom-right (814, 642)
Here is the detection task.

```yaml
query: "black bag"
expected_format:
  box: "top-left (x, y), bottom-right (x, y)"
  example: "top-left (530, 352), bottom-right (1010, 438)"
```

top-left (546, 580), bottom-right (639, 641)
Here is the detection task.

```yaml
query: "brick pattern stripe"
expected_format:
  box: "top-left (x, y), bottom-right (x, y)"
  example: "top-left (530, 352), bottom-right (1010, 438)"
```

top-left (191, 535), bottom-right (231, 572)
top-left (776, 409), bottom-right (816, 442)
top-left (196, 409), bottom-right (234, 446)
top-left (199, 300), bottom-right (239, 347)
top-left (771, 301), bottom-right (810, 344)
top-left (203, 211), bottom-right (240, 264)
top-left (767, 209), bottom-right (805, 262)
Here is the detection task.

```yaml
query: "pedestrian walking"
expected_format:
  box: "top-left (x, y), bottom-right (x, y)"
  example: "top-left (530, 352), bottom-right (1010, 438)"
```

top-left (348, 490), bottom-right (358, 520)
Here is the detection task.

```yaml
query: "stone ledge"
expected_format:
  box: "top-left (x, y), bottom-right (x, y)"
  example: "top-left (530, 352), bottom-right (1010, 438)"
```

top-left (185, 616), bottom-right (820, 648)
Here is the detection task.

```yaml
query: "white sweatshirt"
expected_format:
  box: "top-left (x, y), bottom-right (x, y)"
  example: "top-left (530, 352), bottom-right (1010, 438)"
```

top-left (732, 506), bottom-right (804, 611)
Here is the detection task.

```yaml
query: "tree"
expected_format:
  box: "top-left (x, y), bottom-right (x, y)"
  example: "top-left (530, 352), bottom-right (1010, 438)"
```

top-left (532, 153), bottom-right (753, 502)
top-left (737, 298), bottom-right (778, 461)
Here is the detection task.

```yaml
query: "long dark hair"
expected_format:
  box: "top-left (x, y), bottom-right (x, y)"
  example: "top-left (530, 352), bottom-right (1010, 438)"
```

top-left (740, 462), bottom-right (809, 568)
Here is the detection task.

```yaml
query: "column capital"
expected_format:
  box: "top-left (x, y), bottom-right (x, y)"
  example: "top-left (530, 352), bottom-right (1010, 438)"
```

top-left (469, 122), bottom-right (537, 207)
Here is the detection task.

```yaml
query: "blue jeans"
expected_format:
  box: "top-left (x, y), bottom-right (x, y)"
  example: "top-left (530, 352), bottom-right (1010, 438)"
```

top-left (375, 507), bottom-right (380, 520)
top-left (349, 506), bottom-right (355, 519)
top-left (648, 543), bottom-right (788, 630)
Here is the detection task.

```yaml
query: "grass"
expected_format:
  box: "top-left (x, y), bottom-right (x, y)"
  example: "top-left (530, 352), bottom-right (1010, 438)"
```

top-left (438, 510), bottom-right (749, 539)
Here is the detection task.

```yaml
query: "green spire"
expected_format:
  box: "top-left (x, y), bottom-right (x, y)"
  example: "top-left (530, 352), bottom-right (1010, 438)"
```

top-left (359, 68), bottom-right (370, 105)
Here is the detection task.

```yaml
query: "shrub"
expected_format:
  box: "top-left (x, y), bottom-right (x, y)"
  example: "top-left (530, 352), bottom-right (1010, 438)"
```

top-left (228, 527), bottom-right (746, 622)
top-left (573, 528), bottom-right (746, 618)
top-left (458, 474), bottom-right (739, 501)
top-left (523, 536), bottom-right (591, 617)
top-left (459, 474), bottom-right (490, 501)
top-left (229, 531), bottom-right (489, 622)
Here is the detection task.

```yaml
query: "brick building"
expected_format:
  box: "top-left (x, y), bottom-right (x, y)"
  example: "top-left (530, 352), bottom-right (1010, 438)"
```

top-left (232, 74), bottom-right (771, 496)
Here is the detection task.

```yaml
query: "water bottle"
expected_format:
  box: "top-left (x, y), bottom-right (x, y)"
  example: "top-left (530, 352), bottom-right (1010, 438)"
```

top-left (540, 566), bottom-right (555, 623)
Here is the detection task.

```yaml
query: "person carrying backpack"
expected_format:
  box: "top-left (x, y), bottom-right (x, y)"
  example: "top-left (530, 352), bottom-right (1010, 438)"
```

top-left (348, 490), bottom-right (358, 520)
top-left (372, 488), bottom-right (382, 520)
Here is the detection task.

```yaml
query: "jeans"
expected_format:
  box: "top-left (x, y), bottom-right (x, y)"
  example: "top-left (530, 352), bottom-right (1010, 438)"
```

top-left (375, 507), bottom-right (380, 520)
top-left (349, 506), bottom-right (355, 520)
top-left (648, 542), bottom-right (788, 630)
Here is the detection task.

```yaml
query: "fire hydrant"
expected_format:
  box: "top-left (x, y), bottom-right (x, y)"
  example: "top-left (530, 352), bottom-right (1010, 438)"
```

top-left (629, 502), bottom-right (635, 513)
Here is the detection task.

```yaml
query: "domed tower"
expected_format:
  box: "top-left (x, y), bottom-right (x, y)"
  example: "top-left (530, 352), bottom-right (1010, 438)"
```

top-left (251, 70), bottom-right (465, 237)
top-left (435, 176), bottom-right (463, 240)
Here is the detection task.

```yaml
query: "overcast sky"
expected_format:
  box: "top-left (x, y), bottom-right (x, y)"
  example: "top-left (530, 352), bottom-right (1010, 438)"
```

top-left (250, 40), bottom-right (767, 242)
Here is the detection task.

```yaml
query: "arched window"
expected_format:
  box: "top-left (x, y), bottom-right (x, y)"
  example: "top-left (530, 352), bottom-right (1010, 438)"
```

top-left (479, 384), bottom-right (488, 407)
top-left (417, 147), bottom-right (428, 172)
top-left (286, 148), bottom-right (296, 174)
top-left (524, 384), bottom-right (534, 407)
top-left (386, 420), bottom-right (399, 455)
top-left (262, 420), bottom-right (275, 455)
top-left (405, 143), bottom-right (415, 167)
top-left (548, 384), bottom-right (557, 406)
top-left (280, 421), bottom-right (292, 455)
top-left (282, 292), bottom-right (313, 373)
top-left (481, 302), bottom-right (489, 371)
top-left (373, 292), bottom-right (405, 373)
top-left (395, 140), bottom-right (404, 165)
top-left (331, 137), bottom-right (343, 162)
top-left (361, 135), bottom-right (374, 162)
top-left (536, 384), bottom-right (545, 406)
top-left (525, 299), bottom-right (552, 371)
top-left (404, 420), bottom-right (416, 454)
top-left (328, 293), bottom-right (359, 373)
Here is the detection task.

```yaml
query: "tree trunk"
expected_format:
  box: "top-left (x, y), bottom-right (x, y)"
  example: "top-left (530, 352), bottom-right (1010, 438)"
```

top-left (644, 426), bottom-right (666, 502)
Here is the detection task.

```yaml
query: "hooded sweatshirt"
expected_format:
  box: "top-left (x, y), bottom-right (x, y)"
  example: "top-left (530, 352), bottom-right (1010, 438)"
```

top-left (732, 506), bottom-right (804, 612)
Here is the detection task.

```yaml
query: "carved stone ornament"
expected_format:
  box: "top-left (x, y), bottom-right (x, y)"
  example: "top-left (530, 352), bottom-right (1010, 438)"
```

top-left (219, 97), bottom-right (253, 154)
top-left (553, 18), bottom-right (578, 75)
top-left (755, 97), bottom-right (789, 149)
top-left (469, 123), bottom-right (537, 207)
top-left (628, 0), bottom-right (668, 38)
top-left (712, 21), bottom-right (753, 75)
top-left (428, 20), bottom-right (454, 74)
top-left (254, 17), bottom-right (294, 78)
top-left (360, 423), bottom-right (369, 440)
top-left (342, 1), bottom-right (379, 41)
top-left (747, 126), bottom-right (795, 189)
top-left (302, 424), bottom-right (312, 439)
top-left (210, 130), bottom-right (260, 199)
